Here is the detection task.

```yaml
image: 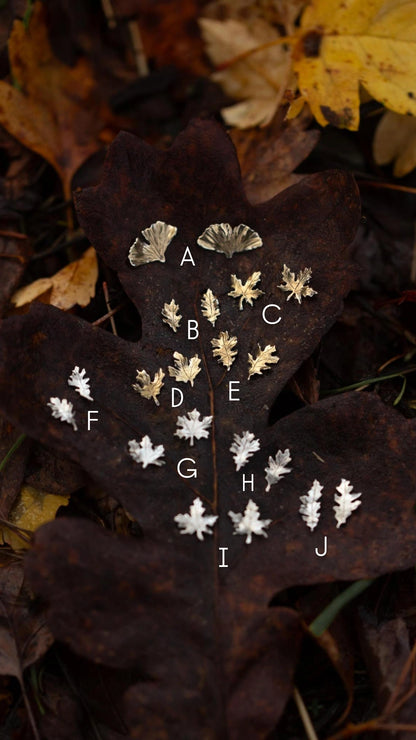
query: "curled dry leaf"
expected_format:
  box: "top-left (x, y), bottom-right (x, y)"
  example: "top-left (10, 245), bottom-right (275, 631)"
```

top-left (11, 246), bottom-right (98, 311)
top-left (199, 16), bottom-right (292, 128)
top-left (373, 110), bottom-right (416, 177)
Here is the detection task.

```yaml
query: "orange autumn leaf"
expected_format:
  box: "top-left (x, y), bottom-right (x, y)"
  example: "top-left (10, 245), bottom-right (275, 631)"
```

top-left (11, 246), bottom-right (98, 311)
top-left (0, 2), bottom-right (112, 200)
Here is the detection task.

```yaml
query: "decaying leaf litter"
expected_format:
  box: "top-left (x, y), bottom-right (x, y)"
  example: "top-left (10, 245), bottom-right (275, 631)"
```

top-left (1, 1), bottom-right (416, 738)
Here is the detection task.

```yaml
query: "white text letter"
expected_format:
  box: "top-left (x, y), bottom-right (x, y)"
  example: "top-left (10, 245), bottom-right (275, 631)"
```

top-left (177, 458), bottom-right (197, 479)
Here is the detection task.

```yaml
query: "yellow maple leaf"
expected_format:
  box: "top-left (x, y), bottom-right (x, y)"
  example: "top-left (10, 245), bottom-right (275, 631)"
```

top-left (1, 485), bottom-right (70, 551)
top-left (293, 0), bottom-right (416, 130)
top-left (11, 246), bottom-right (98, 311)
top-left (0, 2), bottom-right (113, 200)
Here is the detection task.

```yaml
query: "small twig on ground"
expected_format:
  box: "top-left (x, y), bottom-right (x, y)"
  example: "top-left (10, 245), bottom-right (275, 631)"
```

top-left (92, 301), bottom-right (125, 327)
top-left (128, 20), bottom-right (149, 76)
top-left (102, 281), bottom-right (118, 335)
top-left (358, 179), bottom-right (416, 195)
top-left (100, 0), bottom-right (117, 28)
top-left (293, 686), bottom-right (319, 740)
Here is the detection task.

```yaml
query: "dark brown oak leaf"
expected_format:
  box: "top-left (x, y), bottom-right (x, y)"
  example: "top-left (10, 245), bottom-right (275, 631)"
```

top-left (0, 231), bottom-right (31, 316)
top-left (0, 563), bottom-right (53, 683)
top-left (74, 119), bottom-right (360, 402)
top-left (3, 121), bottom-right (416, 735)
top-left (23, 392), bottom-right (416, 738)
top-left (0, 2), bottom-right (114, 202)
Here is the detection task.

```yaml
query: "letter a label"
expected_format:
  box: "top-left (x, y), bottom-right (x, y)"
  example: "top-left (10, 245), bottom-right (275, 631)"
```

top-left (180, 246), bottom-right (195, 266)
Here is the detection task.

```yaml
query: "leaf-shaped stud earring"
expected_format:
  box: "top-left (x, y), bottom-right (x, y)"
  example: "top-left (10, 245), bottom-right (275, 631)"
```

top-left (161, 299), bottom-right (182, 332)
top-left (128, 435), bottom-right (165, 468)
top-left (333, 479), bottom-right (361, 527)
top-left (68, 366), bottom-right (93, 401)
top-left (168, 352), bottom-right (201, 386)
top-left (201, 288), bottom-right (220, 326)
top-left (264, 448), bottom-right (292, 491)
top-left (299, 480), bottom-right (323, 531)
top-left (128, 221), bottom-right (177, 266)
top-left (174, 498), bottom-right (218, 540)
top-left (278, 264), bottom-right (317, 303)
top-left (228, 499), bottom-right (271, 544)
top-left (230, 431), bottom-right (260, 471)
top-left (228, 272), bottom-right (264, 310)
top-left (175, 409), bottom-right (213, 446)
top-left (197, 223), bottom-right (262, 258)
top-left (211, 330), bottom-right (238, 370)
top-left (248, 344), bottom-right (279, 379)
top-left (132, 368), bottom-right (165, 406)
top-left (47, 397), bottom-right (77, 431)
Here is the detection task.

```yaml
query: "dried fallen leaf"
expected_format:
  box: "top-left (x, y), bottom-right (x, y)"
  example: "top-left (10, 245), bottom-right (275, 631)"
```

top-left (0, 2), bottom-right (112, 199)
top-left (11, 246), bottom-right (98, 311)
top-left (1, 484), bottom-right (70, 550)
top-left (293, 0), bottom-right (416, 130)
top-left (112, 0), bottom-right (209, 76)
top-left (357, 611), bottom-right (416, 726)
top-left (0, 564), bottom-right (53, 682)
top-left (200, 16), bottom-right (291, 127)
top-left (373, 110), bottom-right (416, 177)
top-left (0, 232), bottom-right (31, 316)
top-left (230, 108), bottom-right (320, 203)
